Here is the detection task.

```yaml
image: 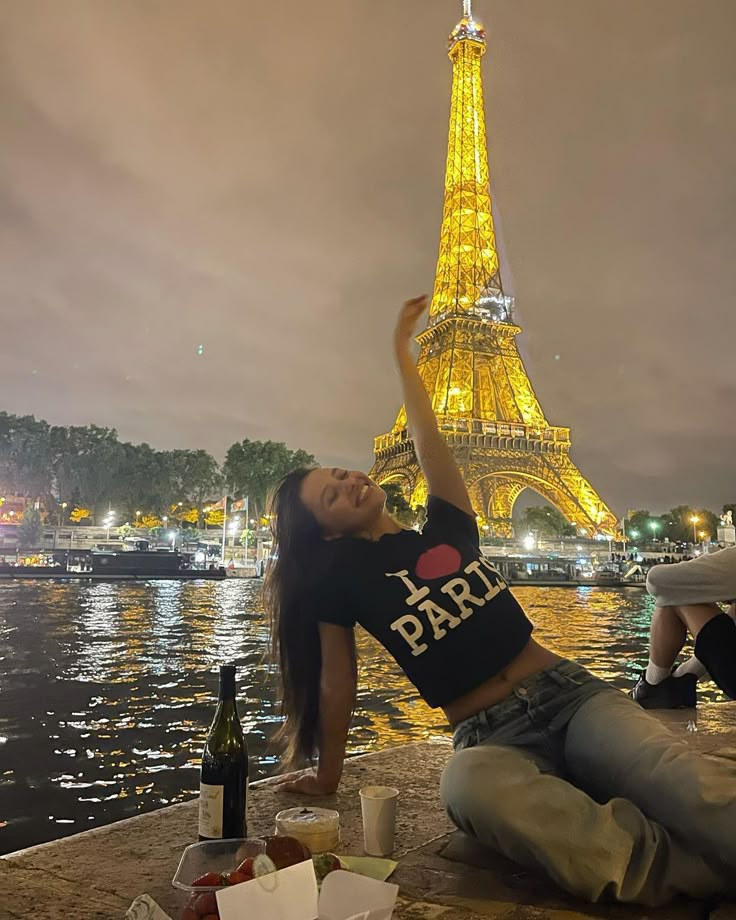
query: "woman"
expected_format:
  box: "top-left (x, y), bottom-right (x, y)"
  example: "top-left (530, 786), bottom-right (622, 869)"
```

top-left (265, 296), bottom-right (735, 906)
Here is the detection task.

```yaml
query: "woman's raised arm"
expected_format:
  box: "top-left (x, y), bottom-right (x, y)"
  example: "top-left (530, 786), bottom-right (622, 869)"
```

top-left (394, 296), bottom-right (474, 516)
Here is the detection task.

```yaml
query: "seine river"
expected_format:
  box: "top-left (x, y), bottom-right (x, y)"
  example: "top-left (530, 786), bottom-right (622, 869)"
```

top-left (0, 578), bottom-right (724, 855)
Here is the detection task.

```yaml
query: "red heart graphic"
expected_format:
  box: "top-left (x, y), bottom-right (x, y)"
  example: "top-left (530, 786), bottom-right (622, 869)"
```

top-left (415, 544), bottom-right (462, 580)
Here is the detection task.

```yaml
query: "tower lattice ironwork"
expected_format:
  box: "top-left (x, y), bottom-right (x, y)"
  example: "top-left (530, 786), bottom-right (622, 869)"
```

top-left (371, 1), bottom-right (617, 537)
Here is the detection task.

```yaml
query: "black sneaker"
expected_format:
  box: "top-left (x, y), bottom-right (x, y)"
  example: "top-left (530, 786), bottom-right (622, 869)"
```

top-left (629, 672), bottom-right (697, 709)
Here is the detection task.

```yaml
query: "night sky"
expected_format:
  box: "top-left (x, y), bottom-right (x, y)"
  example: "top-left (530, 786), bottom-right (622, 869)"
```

top-left (1, 0), bottom-right (735, 515)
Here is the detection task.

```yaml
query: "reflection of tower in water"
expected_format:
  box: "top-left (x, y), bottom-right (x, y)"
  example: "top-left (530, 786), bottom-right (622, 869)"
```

top-left (371, 1), bottom-right (617, 538)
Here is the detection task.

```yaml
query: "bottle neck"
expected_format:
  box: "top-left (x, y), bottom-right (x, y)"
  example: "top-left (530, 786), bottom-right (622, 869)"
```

top-left (218, 668), bottom-right (236, 702)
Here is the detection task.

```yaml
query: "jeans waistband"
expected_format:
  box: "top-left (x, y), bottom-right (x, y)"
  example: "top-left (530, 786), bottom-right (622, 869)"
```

top-left (452, 659), bottom-right (600, 746)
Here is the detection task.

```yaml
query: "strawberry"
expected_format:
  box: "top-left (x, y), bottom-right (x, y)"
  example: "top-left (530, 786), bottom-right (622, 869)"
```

top-left (193, 892), bottom-right (218, 915)
top-left (235, 857), bottom-right (254, 877)
top-left (191, 872), bottom-right (223, 888)
top-left (226, 870), bottom-right (249, 885)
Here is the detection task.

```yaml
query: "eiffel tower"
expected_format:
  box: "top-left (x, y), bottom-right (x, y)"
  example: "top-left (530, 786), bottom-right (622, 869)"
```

top-left (371, 0), bottom-right (617, 538)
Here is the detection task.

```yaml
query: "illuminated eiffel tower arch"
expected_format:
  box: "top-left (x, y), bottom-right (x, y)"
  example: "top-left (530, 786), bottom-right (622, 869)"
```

top-left (371, 1), bottom-right (617, 538)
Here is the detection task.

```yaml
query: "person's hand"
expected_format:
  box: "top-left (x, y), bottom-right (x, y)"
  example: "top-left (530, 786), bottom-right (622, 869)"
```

top-left (394, 295), bottom-right (429, 355)
top-left (272, 768), bottom-right (339, 796)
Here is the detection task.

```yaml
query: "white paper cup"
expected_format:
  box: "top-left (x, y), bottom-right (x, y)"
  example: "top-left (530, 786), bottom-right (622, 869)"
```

top-left (359, 785), bottom-right (399, 857)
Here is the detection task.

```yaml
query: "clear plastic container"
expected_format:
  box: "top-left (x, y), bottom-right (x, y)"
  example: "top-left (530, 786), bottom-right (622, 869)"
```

top-left (275, 806), bottom-right (340, 854)
top-left (172, 838), bottom-right (266, 918)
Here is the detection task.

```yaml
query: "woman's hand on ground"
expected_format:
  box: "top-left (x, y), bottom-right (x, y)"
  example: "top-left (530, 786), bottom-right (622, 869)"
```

top-left (272, 768), bottom-right (339, 795)
top-left (394, 295), bottom-right (429, 355)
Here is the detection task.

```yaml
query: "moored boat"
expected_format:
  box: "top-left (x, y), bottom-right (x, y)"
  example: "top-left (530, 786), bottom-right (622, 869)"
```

top-left (0, 549), bottom-right (227, 580)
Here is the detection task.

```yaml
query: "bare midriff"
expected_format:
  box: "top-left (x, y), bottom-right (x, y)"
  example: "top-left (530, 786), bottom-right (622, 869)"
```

top-left (442, 638), bottom-right (562, 727)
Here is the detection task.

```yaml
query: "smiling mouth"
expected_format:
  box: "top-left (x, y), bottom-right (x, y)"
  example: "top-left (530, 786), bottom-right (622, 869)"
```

top-left (357, 483), bottom-right (370, 506)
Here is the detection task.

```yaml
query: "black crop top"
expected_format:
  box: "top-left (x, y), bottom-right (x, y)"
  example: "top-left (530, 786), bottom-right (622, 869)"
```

top-left (308, 495), bottom-right (533, 708)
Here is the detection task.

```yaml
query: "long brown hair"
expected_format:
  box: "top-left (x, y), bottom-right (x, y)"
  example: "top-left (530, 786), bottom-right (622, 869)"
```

top-left (263, 467), bottom-right (332, 765)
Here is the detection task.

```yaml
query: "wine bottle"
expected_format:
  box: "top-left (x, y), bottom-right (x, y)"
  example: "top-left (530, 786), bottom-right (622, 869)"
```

top-left (198, 664), bottom-right (249, 840)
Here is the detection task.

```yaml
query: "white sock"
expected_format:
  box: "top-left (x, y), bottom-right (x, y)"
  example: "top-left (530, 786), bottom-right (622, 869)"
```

top-left (645, 661), bottom-right (671, 685)
top-left (673, 656), bottom-right (709, 680)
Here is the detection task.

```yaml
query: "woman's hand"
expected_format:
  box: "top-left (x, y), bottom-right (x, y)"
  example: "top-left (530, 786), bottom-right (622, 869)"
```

top-left (272, 768), bottom-right (339, 796)
top-left (394, 295), bottom-right (429, 357)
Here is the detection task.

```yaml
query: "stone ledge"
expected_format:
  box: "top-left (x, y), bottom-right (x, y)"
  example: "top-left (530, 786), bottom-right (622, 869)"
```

top-left (2, 708), bottom-right (735, 920)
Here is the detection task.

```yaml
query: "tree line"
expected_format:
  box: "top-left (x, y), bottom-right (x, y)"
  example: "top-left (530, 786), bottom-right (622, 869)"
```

top-left (518, 504), bottom-right (735, 543)
top-left (0, 411), bottom-right (315, 527)
top-left (2, 411), bottom-right (732, 543)
top-left (622, 506), bottom-right (734, 544)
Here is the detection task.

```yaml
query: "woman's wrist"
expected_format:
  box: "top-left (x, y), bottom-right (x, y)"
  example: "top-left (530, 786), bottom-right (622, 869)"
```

top-left (315, 765), bottom-right (341, 792)
top-left (317, 754), bottom-right (343, 785)
top-left (393, 341), bottom-right (414, 369)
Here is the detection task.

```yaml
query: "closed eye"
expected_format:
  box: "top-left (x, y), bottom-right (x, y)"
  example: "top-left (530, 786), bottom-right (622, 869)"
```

top-left (322, 468), bottom-right (347, 508)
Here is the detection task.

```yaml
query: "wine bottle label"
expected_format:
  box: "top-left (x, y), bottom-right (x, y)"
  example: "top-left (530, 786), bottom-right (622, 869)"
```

top-left (198, 782), bottom-right (224, 838)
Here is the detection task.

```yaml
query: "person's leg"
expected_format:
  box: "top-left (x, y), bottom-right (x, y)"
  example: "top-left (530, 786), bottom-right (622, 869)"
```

top-left (674, 602), bottom-right (727, 637)
top-left (676, 604), bottom-right (736, 680)
top-left (565, 687), bottom-right (736, 881)
top-left (631, 603), bottom-right (722, 708)
top-left (648, 605), bottom-right (687, 672)
top-left (440, 739), bottom-right (726, 906)
top-left (649, 603), bottom-right (736, 698)
top-left (690, 607), bottom-right (736, 698)
top-left (672, 653), bottom-right (709, 679)
top-left (648, 603), bottom-right (721, 674)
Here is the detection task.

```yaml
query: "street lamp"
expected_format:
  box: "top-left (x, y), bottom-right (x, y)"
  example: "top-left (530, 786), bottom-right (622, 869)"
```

top-left (228, 517), bottom-right (240, 563)
top-left (135, 511), bottom-right (141, 524)
top-left (699, 530), bottom-right (707, 543)
top-left (629, 529), bottom-right (640, 540)
top-left (105, 512), bottom-right (116, 542)
top-left (649, 520), bottom-right (660, 539)
top-left (690, 515), bottom-right (700, 543)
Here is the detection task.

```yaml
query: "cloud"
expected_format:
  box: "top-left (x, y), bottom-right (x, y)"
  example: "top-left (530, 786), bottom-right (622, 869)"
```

top-left (1, 0), bottom-right (734, 515)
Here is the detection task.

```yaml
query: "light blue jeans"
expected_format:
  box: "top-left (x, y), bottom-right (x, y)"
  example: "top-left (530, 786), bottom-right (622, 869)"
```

top-left (440, 660), bottom-right (736, 906)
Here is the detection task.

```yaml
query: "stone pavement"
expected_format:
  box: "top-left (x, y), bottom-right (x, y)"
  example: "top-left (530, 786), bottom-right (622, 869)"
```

top-left (1, 704), bottom-right (735, 920)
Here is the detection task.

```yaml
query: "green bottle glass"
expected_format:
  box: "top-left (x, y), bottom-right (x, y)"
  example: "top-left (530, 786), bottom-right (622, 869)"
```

top-left (198, 664), bottom-right (249, 840)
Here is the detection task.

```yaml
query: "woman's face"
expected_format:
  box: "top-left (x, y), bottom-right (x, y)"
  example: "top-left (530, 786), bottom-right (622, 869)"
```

top-left (299, 467), bottom-right (386, 537)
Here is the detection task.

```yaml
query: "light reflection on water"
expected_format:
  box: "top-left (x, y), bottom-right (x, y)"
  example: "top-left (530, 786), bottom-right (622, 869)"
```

top-left (0, 579), bottom-right (724, 855)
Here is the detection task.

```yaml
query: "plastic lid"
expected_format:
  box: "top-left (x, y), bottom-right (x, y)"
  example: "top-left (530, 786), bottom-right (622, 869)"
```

top-left (275, 806), bottom-right (339, 827)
